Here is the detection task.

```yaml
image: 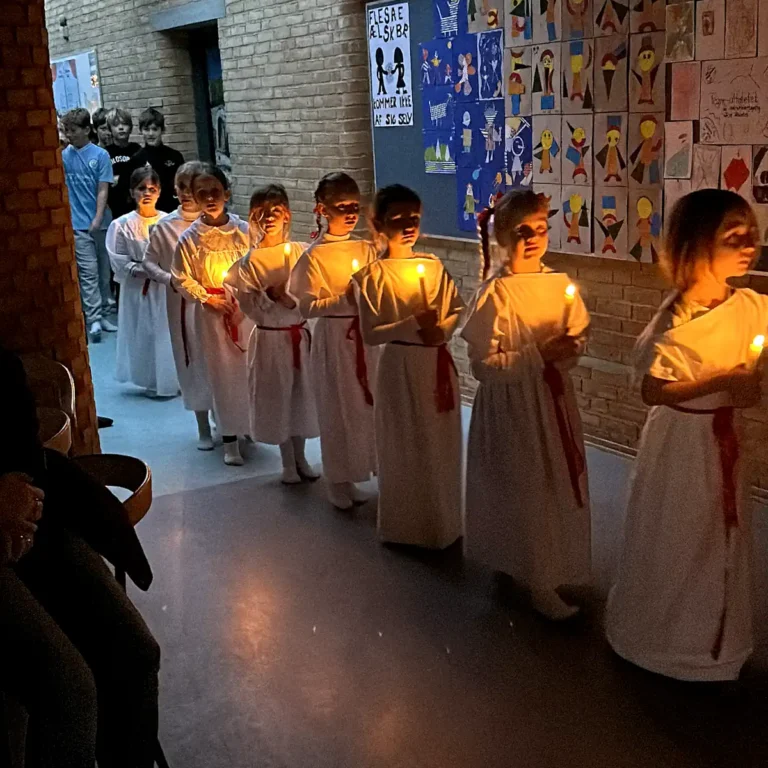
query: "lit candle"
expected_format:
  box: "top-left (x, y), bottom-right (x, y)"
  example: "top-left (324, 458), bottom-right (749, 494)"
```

top-left (284, 243), bottom-right (291, 256)
top-left (749, 334), bottom-right (765, 367)
top-left (221, 266), bottom-right (230, 283)
top-left (417, 263), bottom-right (429, 309)
top-left (563, 283), bottom-right (577, 329)
top-left (351, 258), bottom-right (360, 273)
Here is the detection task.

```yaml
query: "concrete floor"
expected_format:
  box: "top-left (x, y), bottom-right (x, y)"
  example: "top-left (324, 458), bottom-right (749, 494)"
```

top-left (88, 333), bottom-right (768, 768)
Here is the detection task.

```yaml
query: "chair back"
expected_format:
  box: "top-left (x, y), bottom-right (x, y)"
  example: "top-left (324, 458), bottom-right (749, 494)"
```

top-left (36, 406), bottom-right (72, 454)
top-left (20, 355), bottom-right (76, 421)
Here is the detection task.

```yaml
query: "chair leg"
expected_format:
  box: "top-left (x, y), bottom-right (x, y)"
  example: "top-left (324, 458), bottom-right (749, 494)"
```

top-left (155, 737), bottom-right (171, 768)
top-left (115, 567), bottom-right (127, 592)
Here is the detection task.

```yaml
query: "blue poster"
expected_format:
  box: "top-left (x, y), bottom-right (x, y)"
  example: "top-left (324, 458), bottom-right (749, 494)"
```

top-left (504, 116), bottom-right (533, 188)
top-left (478, 30), bottom-right (504, 101)
top-left (457, 165), bottom-right (483, 232)
top-left (433, 0), bottom-right (467, 38)
top-left (423, 128), bottom-right (457, 174)
top-left (422, 86), bottom-right (456, 132)
top-left (418, 39), bottom-right (456, 88)
top-left (451, 34), bottom-right (479, 102)
top-left (454, 101), bottom-right (484, 168)
top-left (479, 167), bottom-right (506, 212)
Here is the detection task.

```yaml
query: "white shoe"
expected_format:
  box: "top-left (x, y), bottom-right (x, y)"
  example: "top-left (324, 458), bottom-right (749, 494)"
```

top-left (328, 482), bottom-right (353, 510)
top-left (89, 321), bottom-right (102, 343)
top-left (101, 318), bottom-right (118, 332)
top-left (223, 441), bottom-right (244, 466)
top-left (296, 458), bottom-right (320, 481)
top-left (281, 466), bottom-right (302, 485)
top-left (197, 434), bottom-right (214, 451)
top-left (345, 482), bottom-right (369, 505)
top-left (531, 589), bottom-right (580, 621)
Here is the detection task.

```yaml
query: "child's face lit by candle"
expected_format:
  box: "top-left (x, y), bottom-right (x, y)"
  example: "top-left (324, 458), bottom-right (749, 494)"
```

top-left (705, 218), bottom-right (759, 282)
top-left (319, 196), bottom-right (360, 236)
top-left (175, 176), bottom-right (200, 213)
top-left (513, 212), bottom-right (550, 263)
top-left (251, 202), bottom-right (290, 244)
top-left (193, 174), bottom-right (230, 222)
top-left (376, 201), bottom-right (422, 249)
top-left (131, 180), bottom-right (160, 210)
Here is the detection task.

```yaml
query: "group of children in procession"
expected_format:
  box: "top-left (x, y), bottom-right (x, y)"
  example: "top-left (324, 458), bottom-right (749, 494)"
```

top-left (106, 160), bottom-right (767, 684)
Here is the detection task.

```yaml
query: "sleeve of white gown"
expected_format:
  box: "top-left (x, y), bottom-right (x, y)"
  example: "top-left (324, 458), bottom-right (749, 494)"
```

top-left (289, 253), bottom-right (352, 318)
top-left (172, 236), bottom-right (209, 304)
top-left (106, 220), bottom-right (133, 285)
top-left (228, 254), bottom-right (272, 321)
top-left (352, 270), bottom-right (420, 346)
top-left (437, 268), bottom-right (465, 341)
top-left (144, 227), bottom-right (173, 285)
top-left (557, 291), bottom-right (590, 370)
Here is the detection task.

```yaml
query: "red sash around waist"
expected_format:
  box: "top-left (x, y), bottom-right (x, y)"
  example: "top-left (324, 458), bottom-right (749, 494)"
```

top-left (257, 322), bottom-right (309, 370)
top-left (206, 287), bottom-right (245, 353)
top-left (390, 341), bottom-right (458, 413)
top-left (341, 316), bottom-right (374, 407)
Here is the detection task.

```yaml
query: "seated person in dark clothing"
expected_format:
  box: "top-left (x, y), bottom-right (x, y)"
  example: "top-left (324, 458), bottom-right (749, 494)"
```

top-left (106, 108), bottom-right (143, 219)
top-left (124, 108), bottom-right (185, 214)
top-left (0, 348), bottom-right (159, 768)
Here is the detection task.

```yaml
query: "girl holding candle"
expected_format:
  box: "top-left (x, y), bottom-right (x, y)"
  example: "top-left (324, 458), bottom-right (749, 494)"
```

top-left (227, 184), bottom-right (320, 484)
top-left (172, 163), bottom-right (253, 466)
top-left (607, 189), bottom-right (766, 681)
top-left (352, 185), bottom-right (465, 549)
top-left (106, 167), bottom-right (179, 398)
top-left (461, 190), bottom-right (591, 620)
top-left (144, 161), bottom-right (217, 450)
top-left (288, 172), bottom-right (378, 510)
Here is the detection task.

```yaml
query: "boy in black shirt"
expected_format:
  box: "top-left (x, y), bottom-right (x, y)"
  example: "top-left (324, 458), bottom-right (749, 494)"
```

top-left (106, 108), bottom-right (142, 218)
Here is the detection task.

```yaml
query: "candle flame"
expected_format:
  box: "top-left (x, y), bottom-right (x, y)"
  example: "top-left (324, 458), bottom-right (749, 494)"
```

top-left (284, 243), bottom-right (291, 255)
top-left (565, 283), bottom-right (577, 299)
top-left (221, 267), bottom-right (229, 281)
top-left (751, 334), bottom-right (765, 350)
top-left (351, 259), bottom-right (360, 271)
top-left (416, 263), bottom-right (425, 276)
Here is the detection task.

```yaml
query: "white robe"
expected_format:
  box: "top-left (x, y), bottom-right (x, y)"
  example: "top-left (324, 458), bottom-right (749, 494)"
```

top-left (606, 288), bottom-right (768, 681)
top-left (288, 235), bottom-right (378, 483)
top-left (228, 242), bottom-right (319, 445)
top-left (461, 268), bottom-right (592, 590)
top-left (144, 208), bottom-right (213, 412)
top-left (106, 211), bottom-right (179, 396)
top-left (171, 215), bottom-right (253, 436)
top-left (354, 255), bottom-right (465, 549)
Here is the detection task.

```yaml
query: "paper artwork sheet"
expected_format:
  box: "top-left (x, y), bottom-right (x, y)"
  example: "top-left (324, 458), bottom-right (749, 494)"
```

top-left (504, 116), bottom-right (534, 187)
top-left (594, 0), bottom-right (630, 36)
top-left (479, 167), bottom-right (507, 210)
top-left (630, 0), bottom-right (664, 34)
top-left (691, 144), bottom-right (721, 190)
top-left (455, 101), bottom-right (485, 167)
top-left (695, 0), bottom-right (725, 61)
top-left (594, 35), bottom-right (628, 111)
top-left (665, 2), bottom-right (694, 63)
top-left (561, 38), bottom-right (595, 113)
top-left (418, 39), bottom-right (456, 88)
top-left (562, 0), bottom-right (593, 40)
top-left (594, 112), bottom-right (628, 186)
top-left (422, 85), bottom-right (456, 131)
top-left (505, 46), bottom-right (533, 116)
top-left (663, 121), bottom-right (693, 179)
top-left (457, 165), bottom-right (484, 231)
top-left (423, 128), bottom-right (457, 174)
top-left (628, 187), bottom-right (662, 262)
top-left (724, 0), bottom-right (758, 59)
top-left (751, 146), bottom-right (768, 204)
top-left (478, 30), bottom-right (505, 100)
top-left (535, 182), bottom-right (563, 248)
top-left (479, 99), bottom-right (506, 170)
top-left (629, 32), bottom-right (665, 112)
top-left (760, 3), bottom-right (768, 57)
top-left (532, 114), bottom-right (563, 182)
top-left (628, 111), bottom-right (664, 187)
top-left (533, 0), bottom-right (562, 43)
top-left (532, 43), bottom-right (562, 113)
top-left (505, 0), bottom-right (534, 42)
top-left (561, 184), bottom-right (593, 253)
top-left (468, 0), bottom-right (503, 32)
top-left (563, 114), bottom-right (594, 186)
top-left (434, 0), bottom-right (468, 38)
top-left (669, 61), bottom-right (700, 121)
top-left (720, 145), bottom-right (753, 201)
top-left (663, 179), bottom-right (691, 223)
top-left (451, 35), bottom-right (480, 102)
top-left (593, 187), bottom-right (628, 257)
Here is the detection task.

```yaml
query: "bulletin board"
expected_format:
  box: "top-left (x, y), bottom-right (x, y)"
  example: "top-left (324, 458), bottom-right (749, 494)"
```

top-left (366, 0), bottom-right (768, 271)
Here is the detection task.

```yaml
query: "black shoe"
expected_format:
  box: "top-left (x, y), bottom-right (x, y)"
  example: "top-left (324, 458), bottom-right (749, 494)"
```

top-left (97, 416), bottom-right (114, 428)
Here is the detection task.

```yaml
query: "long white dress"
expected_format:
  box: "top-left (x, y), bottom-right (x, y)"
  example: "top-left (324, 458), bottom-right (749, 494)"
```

top-left (461, 268), bottom-right (592, 591)
top-left (106, 210), bottom-right (179, 396)
top-left (144, 208), bottom-right (213, 412)
top-left (288, 234), bottom-right (378, 484)
top-left (228, 242), bottom-right (319, 445)
top-left (354, 255), bottom-right (465, 549)
top-left (606, 288), bottom-right (768, 681)
top-left (171, 215), bottom-right (253, 436)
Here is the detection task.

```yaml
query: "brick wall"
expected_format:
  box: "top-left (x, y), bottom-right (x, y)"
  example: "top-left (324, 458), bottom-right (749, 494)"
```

top-left (1, 0), bottom-right (99, 454)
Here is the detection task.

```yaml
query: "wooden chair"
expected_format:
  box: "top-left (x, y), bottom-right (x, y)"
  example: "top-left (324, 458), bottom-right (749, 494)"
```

top-left (20, 355), bottom-right (76, 421)
top-left (36, 406), bottom-right (71, 455)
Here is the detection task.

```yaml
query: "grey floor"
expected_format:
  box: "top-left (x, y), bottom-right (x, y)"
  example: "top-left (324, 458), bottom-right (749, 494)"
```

top-left (88, 332), bottom-right (768, 768)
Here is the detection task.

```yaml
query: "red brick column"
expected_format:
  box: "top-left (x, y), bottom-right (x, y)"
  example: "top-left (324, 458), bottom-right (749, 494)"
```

top-left (0, 0), bottom-right (100, 454)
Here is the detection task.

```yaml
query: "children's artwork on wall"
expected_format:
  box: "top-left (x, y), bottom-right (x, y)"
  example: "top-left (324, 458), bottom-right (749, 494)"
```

top-left (594, 112), bottom-right (628, 185)
top-left (629, 32), bottom-right (664, 112)
top-left (665, 2), bottom-right (694, 63)
top-left (563, 0), bottom-right (593, 40)
top-left (457, 165), bottom-right (483, 230)
top-left (561, 185), bottom-right (592, 252)
top-left (505, 47), bottom-right (533, 116)
top-left (669, 61), bottom-right (700, 120)
top-left (628, 187), bottom-right (662, 262)
top-left (455, 102), bottom-right (485, 167)
top-left (691, 143), bottom-right (721, 190)
top-left (562, 39), bottom-right (595, 112)
top-left (479, 30), bottom-right (505, 100)
top-left (480, 100), bottom-right (506, 168)
top-left (663, 121), bottom-right (693, 179)
top-left (480, 167), bottom-right (507, 209)
top-left (505, 0), bottom-right (533, 42)
top-left (452, 35), bottom-right (480, 101)
top-left (535, 183), bottom-right (563, 247)
top-left (422, 86), bottom-right (457, 131)
top-left (593, 188), bottom-right (628, 256)
top-left (630, 0), bottom-right (664, 34)
top-left (695, 0), bottom-right (725, 61)
top-left (563, 115), bottom-right (593, 185)
top-left (434, 0), bottom-right (468, 38)
top-left (594, 0), bottom-right (629, 36)
top-left (505, 116), bottom-right (534, 186)
top-left (533, 114), bottom-right (563, 182)
top-left (663, 179), bottom-right (691, 223)
top-left (423, 128), bottom-right (458, 174)
top-left (533, 0), bottom-right (561, 43)
top-left (594, 35), bottom-right (628, 111)
top-left (752, 146), bottom-right (768, 203)
top-left (532, 43), bottom-right (561, 113)
top-left (628, 112), bottom-right (663, 187)
top-left (419, 39), bottom-right (456, 88)
top-left (468, 0), bottom-right (502, 32)
top-left (724, 0), bottom-right (758, 59)
top-left (720, 145), bottom-right (753, 201)
top-left (760, 3), bottom-right (768, 57)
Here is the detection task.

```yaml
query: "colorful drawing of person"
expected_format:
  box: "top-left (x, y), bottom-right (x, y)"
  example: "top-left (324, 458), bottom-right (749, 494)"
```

top-left (421, 47), bottom-right (431, 85)
top-left (532, 49), bottom-right (556, 110)
top-left (630, 115), bottom-right (662, 185)
top-left (629, 195), bottom-right (661, 261)
top-left (393, 48), bottom-right (407, 94)
top-left (541, 0), bottom-right (558, 41)
top-left (566, 0), bottom-right (588, 38)
top-left (444, 63), bottom-right (454, 84)
top-left (481, 105), bottom-right (501, 163)
top-left (632, 0), bottom-right (660, 33)
top-left (665, 132), bottom-right (690, 178)
top-left (631, 36), bottom-right (659, 106)
top-left (375, 48), bottom-right (388, 95)
top-left (595, 0), bottom-right (629, 34)
top-left (509, 0), bottom-right (533, 39)
top-left (464, 182), bottom-right (479, 221)
top-left (596, 196), bottom-right (624, 254)
top-left (563, 193), bottom-right (587, 243)
top-left (595, 115), bottom-right (626, 182)
top-left (461, 110), bottom-right (474, 153)
top-left (506, 118), bottom-right (530, 185)
top-left (508, 72), bottom-right (526, 115)
top-left (565, 122), bottom-right (589, 181)
top-left (455, 52), bottom-right (477, 96)
top-left (599, 40), bottom-right (626, 102)
top-left (566, 41), bottom-right (589, 102)
top-left (534, 127), bottom-right (559, 173)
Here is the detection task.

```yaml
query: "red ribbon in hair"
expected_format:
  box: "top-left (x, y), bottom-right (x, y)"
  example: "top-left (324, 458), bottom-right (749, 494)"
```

top-left (435, 343), bottom-right (458, 413)
top-left (346, 316), bottom-right (374, 406)
top-left (206, 287), bottom-right (245, 353)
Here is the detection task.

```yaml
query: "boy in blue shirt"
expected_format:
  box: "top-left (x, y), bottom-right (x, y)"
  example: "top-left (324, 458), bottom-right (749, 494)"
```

top-left (61, 108), bottom-right (117, 342)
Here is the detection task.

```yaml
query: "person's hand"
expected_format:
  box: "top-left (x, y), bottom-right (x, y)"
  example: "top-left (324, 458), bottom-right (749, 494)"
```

top-left (87, 217), bottom-right (102, 234)
top-left (415, 309), bottom-right (439, 330)
top-left (205, 295), bottom-right (230, 314)
top-left (0, 473), bottom-right (44, 563)
top-left (540, 335), bottom-right (580, 363)
top-left (129, 263), bottom-right (148, 279)
top-left (418, 325), bottom-right (445, 346)
top-left (724, 365), bottom-right (762, 408)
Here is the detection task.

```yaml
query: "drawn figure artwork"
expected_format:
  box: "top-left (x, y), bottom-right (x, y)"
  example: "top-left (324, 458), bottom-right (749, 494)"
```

top-left (695, 0), bottom-right (725, 61)
top-left (533, 0), bottom-right (561, 43)
top-left (506, 0), bottom-right (533, 41)
top-left (505, 47), bottom-right (533, 116)
top-left (594, 113), bottom-right (627, 185)
top-left (628, 188), bottom-right (662, 262)
top-left (536, 183), bottom-right (563, 247)
top-left (480, 100), bottom-right (505, 167)
top-left (663, 121), bottom-right (693, 179)
top-left (468, 0), bottom-right (502, 32)
top-left (594, 35), bottom-right (628, 111)
top-left (665, 2), bottom-right (694, 63)
top-left (532, 43), bottom-right (561, 113)
top-left (434, 0), bottom-right (467, 38)
top-left (629, 32), bottom-right (664, 112)
top-left (478, 30), bottom-right (505, 100)
top-left (563, 0), bottom-right (592, 39)
top-left (593, 190), bottom-right (628, 255)
top-left (533, 114), bottom-right (562, 182)
top-left (564, 116), bottom-right (593, 185)
top-left (452, 35), bottom-right (480, 100)
top-left (457, 166), bottom-right (483, 230)
top-left (720, 145), bottom-right (753, 201)
top-left (594, 0), bottom-right (629, 36)
top-left (480, 168), bottom-right (507, 210)
top-left (724, 0), bottom-right (758, 59)
top-left (629, 113), bottom-right (663, 186)
top-left (419, 39), bottom-right (455, 87)
top-left (455, 102), bottom-right (484, 167)
top-left (561, 186), bottom-right (592, 252)
top-left (505, 116), bottom-right (534, 187)
top-left (691, 144), bottom-right (720, 190)
top-left (422, 86), bottom-right (456, 131)
top-left (423, 128), bottom-right (457, 174)
top-left (752, 146), bottom-right (768, 204)
top-left (630, 0), bottom-right (664, 34)
top-left (562, 39), bottom-right (594, 112)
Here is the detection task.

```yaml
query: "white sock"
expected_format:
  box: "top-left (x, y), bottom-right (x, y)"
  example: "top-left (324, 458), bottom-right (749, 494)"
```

top-left (223, 440), bottom-right (243, 466)
top-left (279, 440), bottom-right (301, 484)
top-left (531, 589), bottom-right (580, 621)
top-left (293, 437), bottom-right (319, 479)
top-left (195, 411), bottom-right (214, 450)
top-left (327, 482), bottom-right (353, 510)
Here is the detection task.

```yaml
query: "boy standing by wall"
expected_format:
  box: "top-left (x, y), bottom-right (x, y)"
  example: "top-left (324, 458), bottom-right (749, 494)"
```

top-left (61, 108), bottom-right (118, 343)
top-left (106, 108), bottom-right (142, 218)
